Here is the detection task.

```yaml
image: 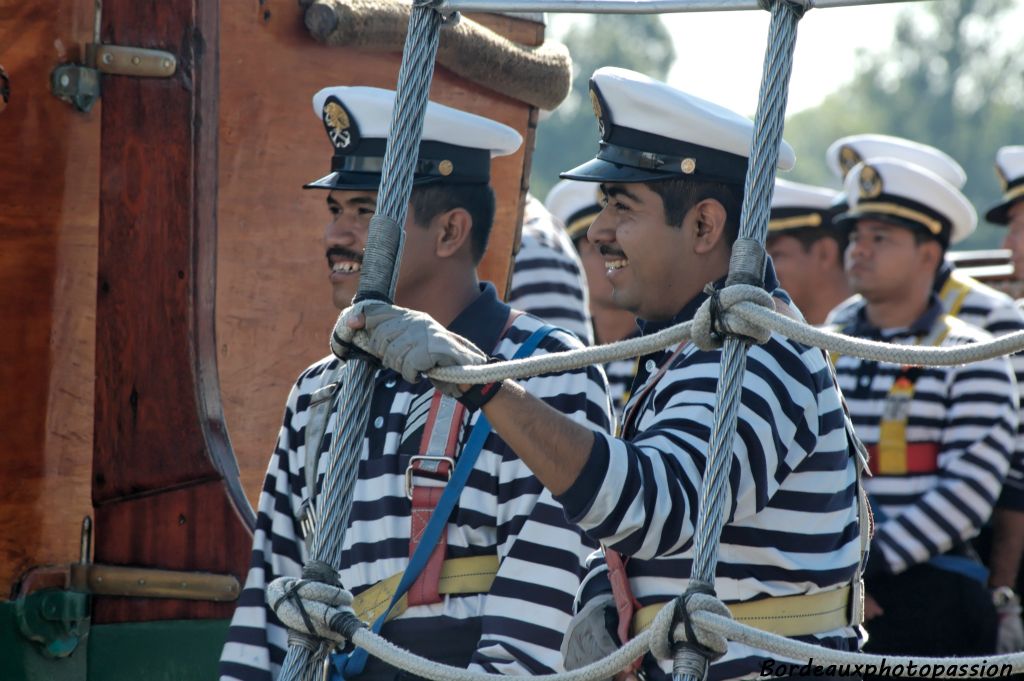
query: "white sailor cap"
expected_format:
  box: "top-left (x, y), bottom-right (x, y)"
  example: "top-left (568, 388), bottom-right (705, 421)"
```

top-left (985, 146), bottom-right (1024, 225)
top-left (561, 67), bottom-right (796, 186)
top-left (769, 178), bottom-right (839, 234)
top-left (305, 86), bottom-right (522, 191)
top-left (545, 179), bottom-right (604, 241)
top-left (838, 158), bottom-right (976, 246)
top-left (826, 134), bottom-right (966, 189)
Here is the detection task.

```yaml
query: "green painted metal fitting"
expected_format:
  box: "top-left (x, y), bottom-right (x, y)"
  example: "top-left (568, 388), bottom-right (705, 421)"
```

top-left (14, 589), bottom-right (90, 658)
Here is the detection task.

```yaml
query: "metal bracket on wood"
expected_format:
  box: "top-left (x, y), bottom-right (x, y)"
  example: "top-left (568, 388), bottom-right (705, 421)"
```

top-left (51, 45), bottom-right (176, 114)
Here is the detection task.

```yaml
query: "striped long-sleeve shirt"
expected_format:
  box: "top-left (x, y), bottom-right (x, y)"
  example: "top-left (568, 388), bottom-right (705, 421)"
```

top-left (219, 284), bottom-right (612, 681)
top-left (829, 262), bottom-right (1024, 510)
top-left (832, 298), bottom-right (1017, 576)
top-left (508, 196), bottom-right (593, 345)
top-left (556, 282), bottom-right (863, 681)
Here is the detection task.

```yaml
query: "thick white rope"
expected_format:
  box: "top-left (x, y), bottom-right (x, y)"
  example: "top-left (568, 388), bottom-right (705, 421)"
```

top-left (330, 285), bottom-right (1024, 386)
top-left (269, 579), bottom-right (1024, 680)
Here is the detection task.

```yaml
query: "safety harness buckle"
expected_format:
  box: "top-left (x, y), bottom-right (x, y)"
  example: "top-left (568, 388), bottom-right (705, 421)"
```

top-left (405, 455), bottom-right (454, 499)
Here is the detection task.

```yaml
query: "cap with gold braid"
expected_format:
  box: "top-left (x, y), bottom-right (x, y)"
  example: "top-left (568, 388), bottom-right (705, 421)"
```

top-left (561, 67), bottom-right (795, 185)
top-left (304, 86), bottom-right (522, 191)
top-left (545, 179), bottom-right (603, 242)
top-left (769, 178), bottom-right (838, 234)
top-left (825, 134), bottom-right (966, 189)
top-left (985, 146), bottom-right (1024, 225)
top-left (838, 157), bottom-right (976, 246)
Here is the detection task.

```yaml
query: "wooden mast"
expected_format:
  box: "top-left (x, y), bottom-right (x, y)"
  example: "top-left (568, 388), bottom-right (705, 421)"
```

top-left (92, 0), bottom-right (252, 623)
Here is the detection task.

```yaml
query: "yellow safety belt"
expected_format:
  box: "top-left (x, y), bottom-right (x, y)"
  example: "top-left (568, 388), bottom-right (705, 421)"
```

top-left (631, 585), bottom-right (852, 638)
top-left (352, 555), bottom-right (499, 624)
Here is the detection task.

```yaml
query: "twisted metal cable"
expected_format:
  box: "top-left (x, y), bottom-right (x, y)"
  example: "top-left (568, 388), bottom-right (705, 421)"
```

top-left (676, 3), bottom-right (804, 681)
top-left (277, 4), bottom-right (445, 680)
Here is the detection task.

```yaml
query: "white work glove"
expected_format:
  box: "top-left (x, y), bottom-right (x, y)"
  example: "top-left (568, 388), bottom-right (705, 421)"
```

top-left (353, 302), bottom-right (488, 393)
top-left (994, 589), bottom-right (1024, 653)
top-left (561, 594), bottom-right (619, 678)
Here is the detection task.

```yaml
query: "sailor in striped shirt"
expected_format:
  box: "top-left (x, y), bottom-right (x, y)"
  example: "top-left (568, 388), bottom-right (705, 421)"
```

top-left (826, 138), bottom-right (1024, 646)
top-left (218, 87), bottom-right (612, 681)
top-left (831, 158), bottom-right (1017, 657)
top-left (348, 69), bottom-right (866, 681)
top-left (545, 178), bottom-right (640, 422)
top-left (507, 195), bottom-right (594, 345)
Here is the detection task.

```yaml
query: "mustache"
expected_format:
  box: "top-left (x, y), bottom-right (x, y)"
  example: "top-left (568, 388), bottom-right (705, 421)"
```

top-left (325, 246), bottom-right (364, 265)
top-left (599, 245), bottom-right (626, 258)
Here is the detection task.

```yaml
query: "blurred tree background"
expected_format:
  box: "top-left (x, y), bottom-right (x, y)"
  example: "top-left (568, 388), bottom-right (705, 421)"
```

top-left (531, 0), bottom-right (1024, 250)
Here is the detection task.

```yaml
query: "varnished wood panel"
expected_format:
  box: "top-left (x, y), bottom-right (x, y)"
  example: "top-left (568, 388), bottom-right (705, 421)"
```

top-left (92, 480), bottom-right (251, 622)
top-left (217, 1), bottom-right (541, 507)
top-left (0, 0), bottom-right (99, 596)
top-left (93, 0), bottom-right (252, 621)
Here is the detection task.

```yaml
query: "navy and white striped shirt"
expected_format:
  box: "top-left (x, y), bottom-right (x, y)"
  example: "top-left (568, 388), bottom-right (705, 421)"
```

top-left (832, 298), bottom-right (1017, 576)
top-left (219, 285), bottom-right (612, 681)
top-left (557, 282), bottom-right (863, 681)
top-left (829, 262), bottom-right (1024, 510)
top-left (508, 196), bottom-right (593, 345)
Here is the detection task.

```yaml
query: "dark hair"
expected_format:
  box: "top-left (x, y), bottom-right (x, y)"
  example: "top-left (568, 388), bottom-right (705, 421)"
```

top-left (410, 183), bottom-right (496, 264)
top-left (647, 177), bottom-right (745, 245)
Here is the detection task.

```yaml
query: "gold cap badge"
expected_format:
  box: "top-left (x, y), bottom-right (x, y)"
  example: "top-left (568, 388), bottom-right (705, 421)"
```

top-left (322, 98), bottom-right (357, 150)
top-left (858, 164), bottom-right (883, 199)
top-left (839, 145), bottom-right (863, 178)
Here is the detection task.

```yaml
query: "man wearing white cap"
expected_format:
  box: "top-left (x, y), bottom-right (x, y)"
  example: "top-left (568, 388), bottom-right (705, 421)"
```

top-left (218, 86), bottom-right (613, 681)
top-left (829, 136), bottom-right (1024, 654)
top-left (765, 178), bottom-right (848, 325)
top-left (831, 158), bottom-right (1017, 658)
top-left (344, 67), bottom-right (865, 681)
top-left (989, 146), bottom-right (1024, 281)
top-left (546, 178), bottom-right (639, 419)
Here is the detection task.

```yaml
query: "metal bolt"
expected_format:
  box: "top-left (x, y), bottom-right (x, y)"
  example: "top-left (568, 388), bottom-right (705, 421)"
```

top-left (60, 74), bottom-right (70, 87)
top-left (162, 59), bottom-right (171, 70)
top-left (102, 53), bottom-right (113, 65)
top-left (131, 56), bottom-right (140, 65)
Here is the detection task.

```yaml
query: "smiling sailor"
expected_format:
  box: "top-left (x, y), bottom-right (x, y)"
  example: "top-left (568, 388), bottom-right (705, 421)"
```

top-left (217, 85), bottom-right (612, 681)
top-left (343, 67), bottom-right (867, 681)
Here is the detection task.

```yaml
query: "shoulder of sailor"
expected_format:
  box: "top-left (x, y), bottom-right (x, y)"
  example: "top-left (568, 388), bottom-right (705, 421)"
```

top-left (288, 354), bottom-right (345, 412)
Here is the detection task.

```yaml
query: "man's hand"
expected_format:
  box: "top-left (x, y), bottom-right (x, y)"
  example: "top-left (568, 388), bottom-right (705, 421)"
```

top-left (561, 594), bottom-right (620, 679)
top-left (993, 587), bottom-right (1024, 653)
top-left (345, 303), bottom-right (487, 392)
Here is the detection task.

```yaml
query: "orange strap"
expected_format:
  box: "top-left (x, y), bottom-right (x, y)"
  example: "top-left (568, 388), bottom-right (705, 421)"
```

top-left (407, 393), bottom-right (466, 607)
top-left (605, 549), bottom-right (643, 673)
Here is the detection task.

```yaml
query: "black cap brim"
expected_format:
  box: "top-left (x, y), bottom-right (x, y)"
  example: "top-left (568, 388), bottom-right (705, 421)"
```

top-left (303, 171), bottom-right (442, 191)
top-left (559, 157), bottom-right (681, 184)
top-left (985, 198), bottom-right (1018, 226)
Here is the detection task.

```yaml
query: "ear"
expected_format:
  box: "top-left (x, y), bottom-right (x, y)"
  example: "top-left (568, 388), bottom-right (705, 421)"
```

top-left (691, 199), bottom-right (729, 255)
top-left (433, 207), bottom-right (474, 259)
top-left (918, 239), bottom-right (944, 270)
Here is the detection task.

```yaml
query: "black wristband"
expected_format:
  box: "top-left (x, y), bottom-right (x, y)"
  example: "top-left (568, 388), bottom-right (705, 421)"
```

top-left (458, 379), bottom-right (504, 412)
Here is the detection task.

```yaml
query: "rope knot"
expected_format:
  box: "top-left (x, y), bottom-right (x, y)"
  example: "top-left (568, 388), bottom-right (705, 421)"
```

top-left (691, 283), bottom-right (776, 351)
top-left (267, 568), bottom-right (363, 650)
top-left (649, 586), bottom-right (732, 662)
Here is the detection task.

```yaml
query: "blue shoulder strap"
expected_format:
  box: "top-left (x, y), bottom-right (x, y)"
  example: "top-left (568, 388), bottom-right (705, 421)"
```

top-left (333, 323), bottom-right (557, 680)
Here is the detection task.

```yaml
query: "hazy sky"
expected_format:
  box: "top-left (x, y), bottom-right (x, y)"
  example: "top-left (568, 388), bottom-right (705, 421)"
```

top-left (550, 1), bottom-right (1020, 117)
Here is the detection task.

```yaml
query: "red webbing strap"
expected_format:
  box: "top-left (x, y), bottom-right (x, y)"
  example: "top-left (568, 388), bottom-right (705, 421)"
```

top-left (408, 392), bottom-right (466, 607)
top-left (606, 548), bottom-right (643, 672)
top-left (406, 310), bottom-right (523, 607)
